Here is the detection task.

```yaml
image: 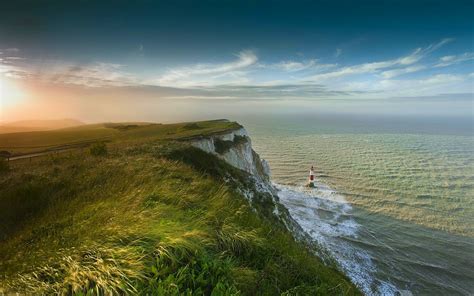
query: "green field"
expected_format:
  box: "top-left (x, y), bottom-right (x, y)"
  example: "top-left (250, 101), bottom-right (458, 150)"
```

top-left (0, 120), bottom-right (240, 155)
top-left (0, 120), bottom-right (359, 295)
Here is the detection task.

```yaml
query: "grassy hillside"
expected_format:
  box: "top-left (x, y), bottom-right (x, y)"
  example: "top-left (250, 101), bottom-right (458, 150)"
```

top-left (0, 120), bottom-right (360, 295)
top-left (0, 120), bottom-right (238, 155)
top-left (0, 119), bottom-right (85, 134)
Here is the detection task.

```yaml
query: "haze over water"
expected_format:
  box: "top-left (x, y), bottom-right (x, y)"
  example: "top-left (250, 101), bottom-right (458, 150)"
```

top-left (240, 113), bottom-right (474, 295)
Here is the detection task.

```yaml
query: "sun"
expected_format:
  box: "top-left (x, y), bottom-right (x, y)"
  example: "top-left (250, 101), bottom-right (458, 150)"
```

top-left (0, 75), bottom-right (26, 108)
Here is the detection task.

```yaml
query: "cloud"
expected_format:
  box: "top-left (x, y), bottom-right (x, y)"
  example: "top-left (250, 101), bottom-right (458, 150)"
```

top-left (335, 48), bottom-right (342, 58)
top-left (1, 56), bottom-right (26, 65)
top-left (155, 50), bottom-right (257, 86)
top-left (0, 47), bottom-right (31, 79)
top-left (266, 59), bottom-right (336, 72)
top-left (341, 73), bottom-right (469, 97)
top-left (435, 52), bottom-right (474, 67)
top-left (159, 82), bottom-right (361, 100)
top-left (205, 83), bottom-right (351, 97)
top-left (419, 73), bottom-right (465, 85)
top-left (2, 38), bottom-right (470, 101)
top-left (0, 64), bottom-right (31, 79)
top-left (5, 48), bottom-right (20, 53)
top-left (272, 60), bottom-right (317, 71)
top-left (397, 38), bottom-right (453, 64)
top-left (4, 56), bottom-right (25, 61)
top-left (0, 64), bottom-right (13, 74)
top-left (307, 39), bottom-right (453, 81)
top-left (3, 46), bottom-right (147, 88)
top-left (47, 62), bottom-right (137, 87)
top-left (380, 65), bottom-right (426, 79)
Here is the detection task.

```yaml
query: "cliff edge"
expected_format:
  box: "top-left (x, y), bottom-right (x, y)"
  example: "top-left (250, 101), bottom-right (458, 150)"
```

top-left (0, 120), bottom-right (360, 295)
top-left (185, 125), bottom-right (317, 245)
top-left (189, 127), bottom-right (270, 182)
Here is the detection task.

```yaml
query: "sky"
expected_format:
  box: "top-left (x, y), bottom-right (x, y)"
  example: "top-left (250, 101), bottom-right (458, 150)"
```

top-left (0, 0), bottom-right (473, 123)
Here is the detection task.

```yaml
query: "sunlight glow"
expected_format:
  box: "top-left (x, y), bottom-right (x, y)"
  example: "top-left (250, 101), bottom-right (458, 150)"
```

top-left (0, 76), bottom-right (26, 108)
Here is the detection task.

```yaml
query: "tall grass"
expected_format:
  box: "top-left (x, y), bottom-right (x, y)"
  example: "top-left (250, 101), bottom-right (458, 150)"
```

top-left (0, 130), bottom-right (360, 295)
top-left (8, 245), bottom-right (145, 295)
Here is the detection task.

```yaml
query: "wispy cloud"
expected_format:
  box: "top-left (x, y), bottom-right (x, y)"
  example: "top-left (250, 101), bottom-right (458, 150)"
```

top-left (2, 38), bottom-right (471, 100)
top-left (435, 52), bottom-right (474, 67)
top-left (5, 48), bottom-right (20, 53)
top-left (45, 62), bottom-right (137, 87)
top-left (342, 73), bottom-right (470, 97)
top-left (271, 60), bottom-right (317, 71)
top-left (307, 38), bottom-right (453, 81)
top-left (264, 59), bottom-right (336, 72)
top-left (197, 82), bottom-right (360, 98)
top-left (0, 65), bottom-right (30, 79)
top-left (0, 46), bottom-right (140, 87)
top-left (0, 48), bottom-right (31, 78)
top-left (380, 65), bottom-right (426, 79)
top-left (155, 50), bottom-right (257, 86)
top-left (3, 56), bottom-right (26, 61)
top-left (335, 48), bottom-right (342, 58)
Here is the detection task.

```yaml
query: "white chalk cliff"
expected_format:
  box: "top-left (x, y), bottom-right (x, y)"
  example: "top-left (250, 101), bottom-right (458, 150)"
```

top-left (189, 127), bottom-right (271, 183)
top-left (187, 125), bottom-right (311, 242)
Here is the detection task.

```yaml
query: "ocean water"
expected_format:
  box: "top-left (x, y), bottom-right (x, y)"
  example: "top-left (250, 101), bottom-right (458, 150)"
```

top-left (238, 114), bottom-right (474, 296)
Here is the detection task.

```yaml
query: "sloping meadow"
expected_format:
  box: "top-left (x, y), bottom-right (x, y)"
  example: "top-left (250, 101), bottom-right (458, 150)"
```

top-left (0, 126), bottom-right (359, 295)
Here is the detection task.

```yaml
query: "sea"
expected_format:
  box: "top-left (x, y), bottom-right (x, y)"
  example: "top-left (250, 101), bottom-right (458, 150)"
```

top-left (238, 113), bottom-right (474, 296)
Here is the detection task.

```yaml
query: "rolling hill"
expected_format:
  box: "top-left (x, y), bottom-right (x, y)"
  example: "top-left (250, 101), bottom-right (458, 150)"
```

top-left (0, 119), bottom-right (85, 134)
top-left (0, 120), bottom-right (360, 295)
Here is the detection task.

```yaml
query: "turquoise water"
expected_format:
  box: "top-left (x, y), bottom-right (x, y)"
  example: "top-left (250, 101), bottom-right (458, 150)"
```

top-left (239, 114), bottom-right (474, 295)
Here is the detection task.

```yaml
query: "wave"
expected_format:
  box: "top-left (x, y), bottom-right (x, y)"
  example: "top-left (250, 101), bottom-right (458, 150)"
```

top-left (275, 182), bottom-right (407, 296)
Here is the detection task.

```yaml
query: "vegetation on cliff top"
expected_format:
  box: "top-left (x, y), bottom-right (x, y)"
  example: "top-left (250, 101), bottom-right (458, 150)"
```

top-left (0, 120), bottom-right (360, 295)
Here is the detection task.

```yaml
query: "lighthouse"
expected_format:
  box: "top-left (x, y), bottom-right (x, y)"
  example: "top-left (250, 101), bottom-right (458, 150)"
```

top-left (307, 166), bottom-right (315, 188)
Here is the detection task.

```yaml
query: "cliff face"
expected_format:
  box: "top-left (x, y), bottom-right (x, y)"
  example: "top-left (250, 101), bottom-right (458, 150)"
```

top-left (188, 126), bottom-right (310, 242)
top-left (189, 127), bottom-right (271, 183)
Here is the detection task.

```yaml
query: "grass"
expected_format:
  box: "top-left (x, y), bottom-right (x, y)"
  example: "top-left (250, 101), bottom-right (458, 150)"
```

top-left (0, 120), bottom-right (360, 295)
top-left (0, 120), bottom-right (240, 155)
top-left (89, 142), bottom-right (108, 156)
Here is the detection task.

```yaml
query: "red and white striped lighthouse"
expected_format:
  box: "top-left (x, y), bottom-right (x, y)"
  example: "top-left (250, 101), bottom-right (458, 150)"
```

top-left (308, 166), bottom-right (315, 187)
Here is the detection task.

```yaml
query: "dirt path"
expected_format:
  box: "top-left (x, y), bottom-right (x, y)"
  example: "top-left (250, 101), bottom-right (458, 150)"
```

top-left (7, 139), bottom-right (109, 161)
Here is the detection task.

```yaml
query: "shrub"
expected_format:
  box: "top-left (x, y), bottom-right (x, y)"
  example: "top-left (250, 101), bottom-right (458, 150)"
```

top-left (90, 142), bottom-right (108, 156)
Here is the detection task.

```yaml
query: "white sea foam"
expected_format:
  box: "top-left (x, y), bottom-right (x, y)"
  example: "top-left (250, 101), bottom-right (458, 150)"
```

top-left (275, 182), bottom-right (400, 296)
